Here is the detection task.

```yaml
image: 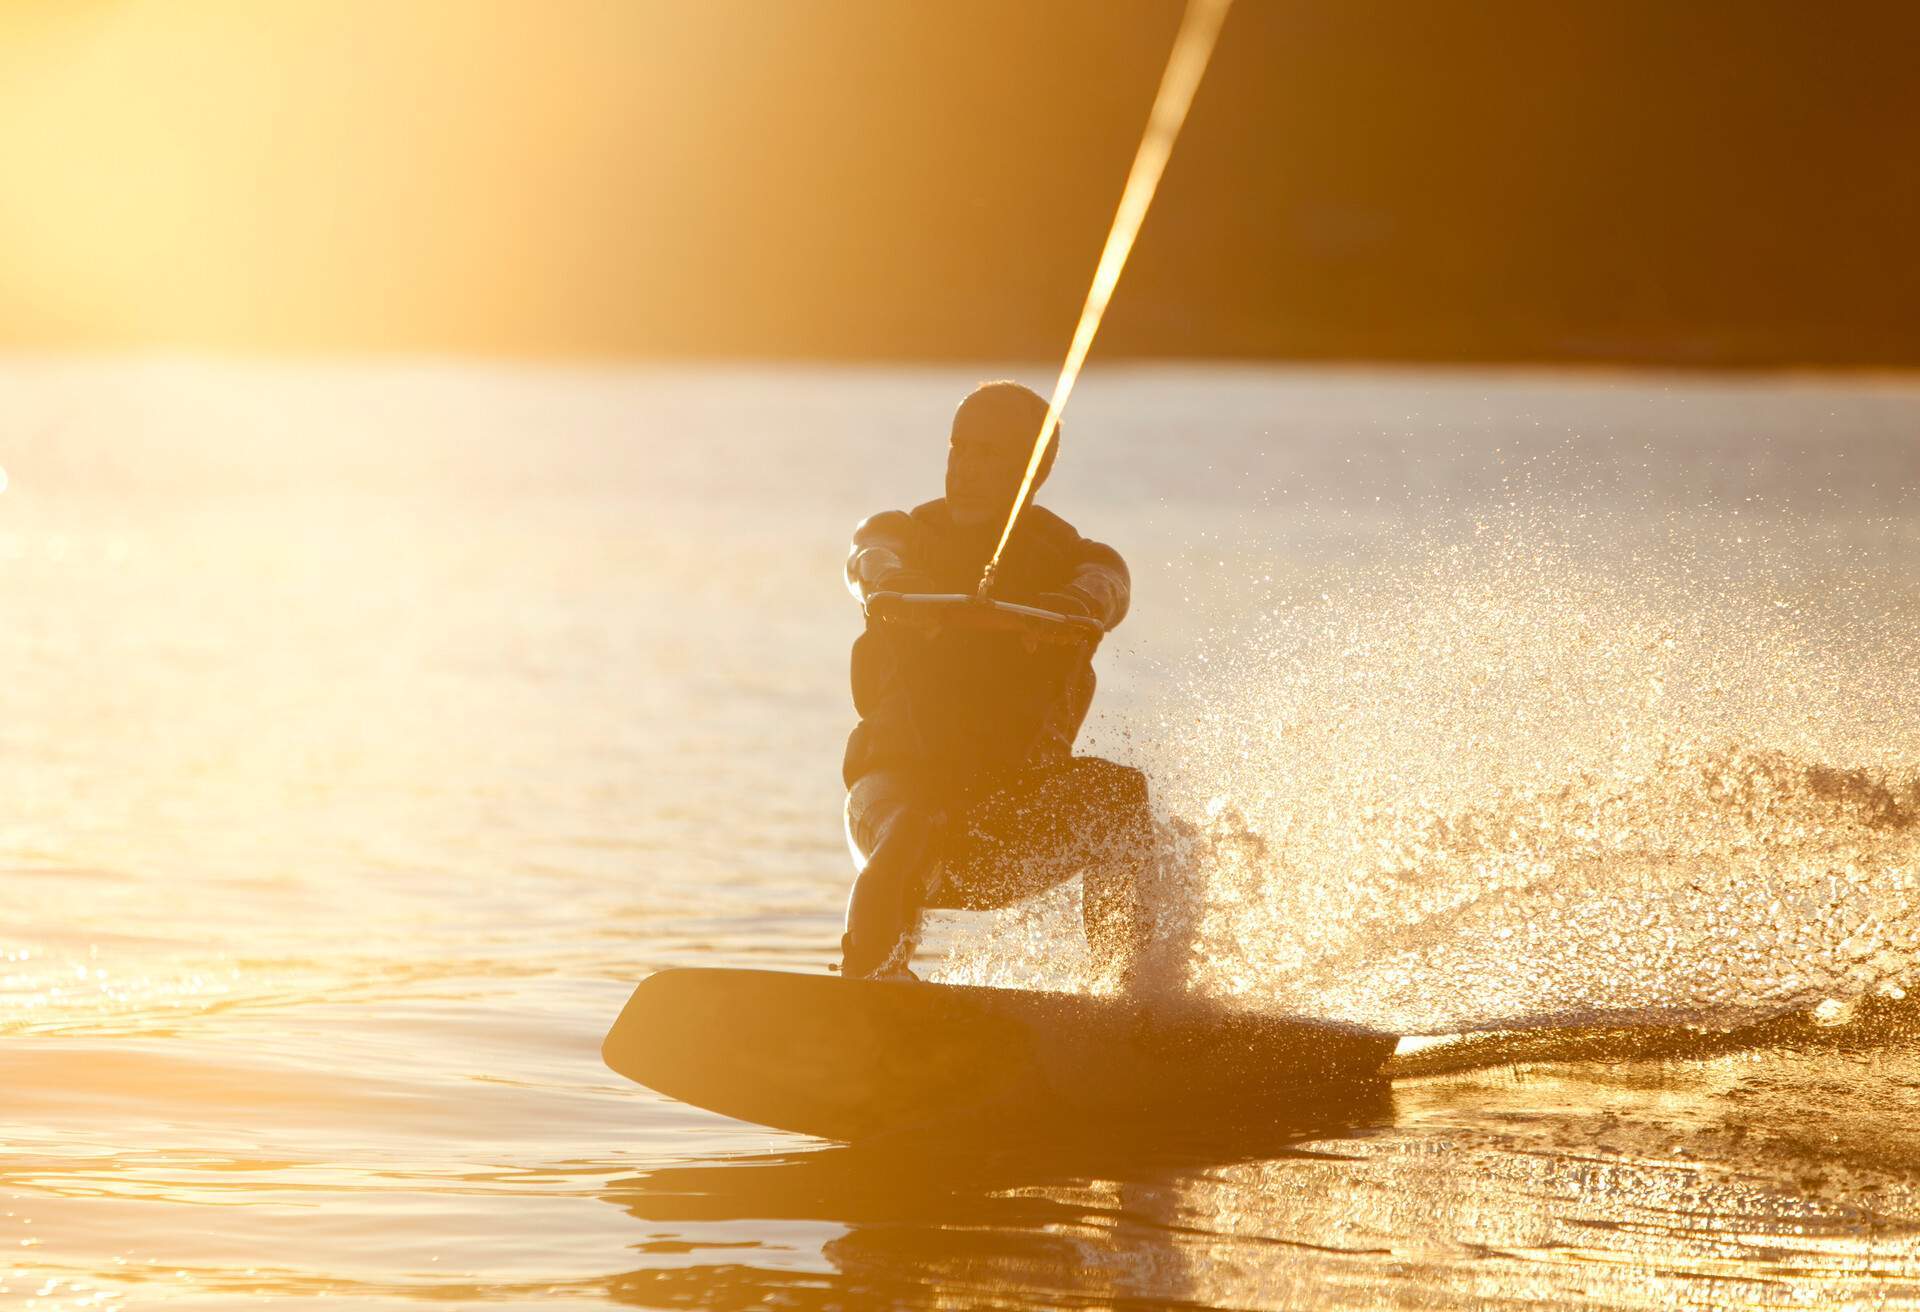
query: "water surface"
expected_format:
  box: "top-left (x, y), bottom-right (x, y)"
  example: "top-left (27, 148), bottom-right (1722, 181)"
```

top-left (3, 360), bottom-right (1918, 1308)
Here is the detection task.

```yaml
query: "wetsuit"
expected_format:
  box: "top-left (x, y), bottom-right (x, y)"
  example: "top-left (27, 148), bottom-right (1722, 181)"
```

top-left (841, 498), bottom-right (1153, 978)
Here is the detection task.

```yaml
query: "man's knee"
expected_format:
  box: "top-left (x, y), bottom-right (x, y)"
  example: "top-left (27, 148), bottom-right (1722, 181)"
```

top-left (846, 772), bottom-right (946, 867)
top-left (1072, 758), bottom-right (1150, 818)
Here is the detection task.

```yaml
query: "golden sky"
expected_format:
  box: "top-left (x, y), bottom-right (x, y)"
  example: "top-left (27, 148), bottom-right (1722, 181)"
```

top-left (1, 1), bottom-right (770, 351)
top-left (3, 1), bottom-right (1916, 365)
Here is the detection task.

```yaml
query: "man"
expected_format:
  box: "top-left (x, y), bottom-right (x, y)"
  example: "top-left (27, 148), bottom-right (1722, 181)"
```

top-left (840, 380), bottom-right (1155, 983)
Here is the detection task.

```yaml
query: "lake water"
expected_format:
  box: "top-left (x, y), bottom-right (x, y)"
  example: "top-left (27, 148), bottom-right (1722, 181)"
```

top-left (3, 358), bottom-right (1919, 1308)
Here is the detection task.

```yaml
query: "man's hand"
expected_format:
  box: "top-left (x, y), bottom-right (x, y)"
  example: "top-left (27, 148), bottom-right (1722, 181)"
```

top-left (1034, 590), bottom-right (1096, 622)
top-left (847, 510), bottom-right (930, 603)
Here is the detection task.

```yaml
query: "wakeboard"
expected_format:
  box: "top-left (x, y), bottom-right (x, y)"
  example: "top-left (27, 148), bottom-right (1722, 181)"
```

top-left (603, 968), bottom-right (1397, 1142)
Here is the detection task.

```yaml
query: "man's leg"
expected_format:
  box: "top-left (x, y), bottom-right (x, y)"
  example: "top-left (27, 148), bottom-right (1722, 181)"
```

top-left (939, 758), bottom-right (1157, 984)
top-left (841, 770), bottom-right (946, 979)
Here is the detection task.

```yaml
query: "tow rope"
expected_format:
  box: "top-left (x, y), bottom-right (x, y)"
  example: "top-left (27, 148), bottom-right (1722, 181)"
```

top-left (978, 0), bottom-right (1233, 597)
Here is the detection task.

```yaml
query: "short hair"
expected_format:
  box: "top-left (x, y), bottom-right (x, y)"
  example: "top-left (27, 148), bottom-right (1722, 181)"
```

top-left (952, 380), bottom-right (1059, 485)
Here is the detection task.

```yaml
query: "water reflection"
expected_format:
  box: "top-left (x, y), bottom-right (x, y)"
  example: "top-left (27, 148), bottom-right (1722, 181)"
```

top-left (602, 1007), bottom-right (1920, 1308)
top-left (604, 1093), bottom-right (1393, 1309)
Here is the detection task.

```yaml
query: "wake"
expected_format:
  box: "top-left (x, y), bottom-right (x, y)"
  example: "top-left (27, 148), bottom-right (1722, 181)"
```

top-left (939, 506), bottom-right (1920, 1036)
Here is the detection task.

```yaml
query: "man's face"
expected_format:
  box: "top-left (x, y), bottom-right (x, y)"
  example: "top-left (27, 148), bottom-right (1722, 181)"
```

top-left (946, 429), bottom-right (1036, 528)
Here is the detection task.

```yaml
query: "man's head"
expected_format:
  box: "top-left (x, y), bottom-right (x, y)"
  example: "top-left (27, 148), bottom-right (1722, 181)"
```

top-left (945, 381), bottom-right (1057, 528)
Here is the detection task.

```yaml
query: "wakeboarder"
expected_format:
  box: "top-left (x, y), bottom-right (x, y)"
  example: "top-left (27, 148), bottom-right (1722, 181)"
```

top-left (839, 381), bottom-right (1155, 983)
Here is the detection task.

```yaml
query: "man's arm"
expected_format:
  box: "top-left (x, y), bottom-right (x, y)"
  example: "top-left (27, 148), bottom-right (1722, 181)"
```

top-left (845, 510), bottom-right (929, 603)
top-left (1054, 534), bottom-right (1131, 631)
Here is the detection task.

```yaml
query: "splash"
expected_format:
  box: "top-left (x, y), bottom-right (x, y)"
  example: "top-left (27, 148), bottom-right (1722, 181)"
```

top-left (941, 506), bottom-right (1920, 1034)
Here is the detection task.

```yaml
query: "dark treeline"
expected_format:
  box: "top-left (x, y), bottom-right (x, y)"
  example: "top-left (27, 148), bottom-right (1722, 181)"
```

top-left (5, 1), bottom-right (1915, 366)
top-left (673, 0), bottom-right (1920, 367)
